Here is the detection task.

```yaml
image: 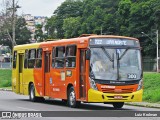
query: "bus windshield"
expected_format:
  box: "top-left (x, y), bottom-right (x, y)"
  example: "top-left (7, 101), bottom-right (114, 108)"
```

top-left (90, 47), bottom-right (142, 81)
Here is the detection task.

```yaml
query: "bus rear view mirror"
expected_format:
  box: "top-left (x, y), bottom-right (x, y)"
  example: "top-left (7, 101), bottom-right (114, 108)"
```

top-left (86, 49), bottom-right (91, 60)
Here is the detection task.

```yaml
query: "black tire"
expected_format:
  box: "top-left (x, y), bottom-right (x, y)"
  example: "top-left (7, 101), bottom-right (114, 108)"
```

top-left (67, 87), bottom-right (80, 108)
top-left (113, 102), bottom-right (124, 109)
top-left (62, 99), bottom-right (68, 105)
top-left (29, 84), bottom-right (44, 102)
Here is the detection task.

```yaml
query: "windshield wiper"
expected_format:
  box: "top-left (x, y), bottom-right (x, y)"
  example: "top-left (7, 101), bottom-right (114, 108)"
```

top-left (101, 47), bottom-right (113, 62)
top-left (118, 48), bottom-right (129, 60)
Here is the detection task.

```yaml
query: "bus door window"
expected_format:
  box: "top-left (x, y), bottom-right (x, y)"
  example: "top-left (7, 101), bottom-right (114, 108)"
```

top-left (24, 50), bottom-right (28, 68)
top-left (52, 48), bottom-right (55, 67)
top-left (45, 52), bottom-right (50, 73)
top-left (35, 48), bottom-right (42, 68)
top-left (79, 49), bottom-right (86, 99)
top-left (13, 51), bottom-right (17, 69)
top-left (19, 54), bottom-right (24, 73)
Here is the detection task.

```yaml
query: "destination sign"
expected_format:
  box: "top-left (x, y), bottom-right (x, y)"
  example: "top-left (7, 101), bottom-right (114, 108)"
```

top-left (90, 38), bottom-right (139, 47)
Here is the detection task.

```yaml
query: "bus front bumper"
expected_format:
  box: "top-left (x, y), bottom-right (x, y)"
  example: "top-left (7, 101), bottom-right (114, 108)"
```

top-left (88, 89), bottom-right (143, 102)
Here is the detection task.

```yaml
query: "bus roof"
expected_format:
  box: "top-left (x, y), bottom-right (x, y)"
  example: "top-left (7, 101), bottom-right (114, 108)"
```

top-left (13, 35), bottom-right (138, 50)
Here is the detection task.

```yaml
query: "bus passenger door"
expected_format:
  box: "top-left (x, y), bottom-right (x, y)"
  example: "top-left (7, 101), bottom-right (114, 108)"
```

top-left (44, 52), bottom-right (51, 96)
top-left (19, 54), bottom-right (24, 94)
top-left (79, 49), bottom-right (86, 99)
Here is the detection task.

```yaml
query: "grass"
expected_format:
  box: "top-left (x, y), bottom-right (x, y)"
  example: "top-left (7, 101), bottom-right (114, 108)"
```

top-left (143, 72), bottom-right (160, 103)
top-left (0, 69), bottom-right (12, 88)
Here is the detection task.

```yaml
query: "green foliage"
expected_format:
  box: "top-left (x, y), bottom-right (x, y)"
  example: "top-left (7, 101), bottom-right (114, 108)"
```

top-left (46, 0), bottom-right (160, 58)
top-left (143, 72), bottom-right (160, 102)
top-left (15, 17), bottom-right (31, 45)
top-left (34, 24), bottom-right (47, 42)
top-left (0, 17), bottom-right (31, 49)
top-left (63, 17), bottom-right (81, 38)
top-left (46, 0), bottom-right (83, 39)
top-left (0, 69), bottom-right (12, 87)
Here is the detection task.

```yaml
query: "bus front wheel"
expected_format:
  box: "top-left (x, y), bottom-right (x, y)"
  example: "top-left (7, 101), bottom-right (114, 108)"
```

top-left (67, 87), bottom-right (80, 108)
top-left (113, 102), bottom-right (124, 109)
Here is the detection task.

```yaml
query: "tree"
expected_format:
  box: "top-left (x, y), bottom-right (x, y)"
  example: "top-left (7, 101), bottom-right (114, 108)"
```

top-left (0, 0), bottom-right (13, 48)
top-left (46, 0), bottom-right (160, 58)
top-left (15, 17), bottom-right (31, 45)
top-left (0, 0), bottom-right (31, 49)
top-left (63, 17), bottom-right (81, 38)
top-left (34, 24), bottom-right (44, 42)
top-left (46, 0), bottom-right (83, 39)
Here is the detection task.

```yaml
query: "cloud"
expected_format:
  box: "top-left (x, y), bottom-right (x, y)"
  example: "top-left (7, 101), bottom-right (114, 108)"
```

top-left (17, 0), bottom-right (65, 17)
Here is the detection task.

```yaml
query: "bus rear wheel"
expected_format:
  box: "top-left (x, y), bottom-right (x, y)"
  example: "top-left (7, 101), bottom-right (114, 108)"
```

top-left (29, 84), bottom-right (44, 102)
top-left (113, 102), bottom-right (124, 109)
top-left (67, 87), bottom-right (80, 108)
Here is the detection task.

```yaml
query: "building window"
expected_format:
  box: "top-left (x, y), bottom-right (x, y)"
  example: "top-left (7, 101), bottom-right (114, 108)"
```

top-left (55, 46), bottom-right (65, 68)
top-left (28, 49), bottom-right (36, 68)
top-left (35, 48), bottom-right (42, 68)
top-left (24, 50), bottom-right (28, 68)
top-left (13, 51), bottom-right (17, 68)
top-left (66, 45), bottom-right (76, 68)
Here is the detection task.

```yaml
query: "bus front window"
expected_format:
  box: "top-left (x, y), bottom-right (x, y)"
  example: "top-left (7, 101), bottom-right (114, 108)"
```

top-left (90, 48), bottom-right (142, 81)
top-left (90, 48), bottom-right (117, 80)
top-left (118, 49), bottom-right (142, 80)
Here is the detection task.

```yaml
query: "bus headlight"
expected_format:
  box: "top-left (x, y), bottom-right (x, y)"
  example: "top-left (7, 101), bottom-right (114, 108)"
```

top-left (137, 79), bottom-right (143, 91)
top-left (89, 77), bottom-right (98, 90)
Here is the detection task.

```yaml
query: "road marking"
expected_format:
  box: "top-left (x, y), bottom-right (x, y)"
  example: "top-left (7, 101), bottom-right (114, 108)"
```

top-left (17, 106), bottom-right (39, 111)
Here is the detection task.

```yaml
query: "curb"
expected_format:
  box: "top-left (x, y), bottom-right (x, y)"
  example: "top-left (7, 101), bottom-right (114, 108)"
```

top-left (0, 88), bottom-right (12, 91)
top-left (126, 102), bottom-right (160, 109)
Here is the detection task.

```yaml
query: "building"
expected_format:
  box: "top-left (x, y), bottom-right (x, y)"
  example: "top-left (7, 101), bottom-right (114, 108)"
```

top-left (23, 14), bottom-right (47, 43)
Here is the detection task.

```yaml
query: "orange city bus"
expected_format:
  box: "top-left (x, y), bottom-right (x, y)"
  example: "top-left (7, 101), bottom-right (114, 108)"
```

top-left (12, 35), bottom-right (143, 108)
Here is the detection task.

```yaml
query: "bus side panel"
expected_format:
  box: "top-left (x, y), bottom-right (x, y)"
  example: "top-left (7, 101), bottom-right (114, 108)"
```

top-left (23, 69), bottom-right (35, 95)
top-left (50, 69), bottom-right (66, 99)
top-left (34, 68), bottom-right (43, 96)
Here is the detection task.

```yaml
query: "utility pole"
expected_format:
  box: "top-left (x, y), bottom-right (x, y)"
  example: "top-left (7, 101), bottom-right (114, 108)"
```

top-left (156, 30), bottom-right (159, 72)
top-left (101, 26), bottom-right (103, 35)
top-left (12, 0), bottom-right (16, 46)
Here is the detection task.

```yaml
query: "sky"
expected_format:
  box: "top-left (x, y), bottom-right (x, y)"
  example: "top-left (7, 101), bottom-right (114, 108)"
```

top-left (0, 0), bottom-right (66, 17)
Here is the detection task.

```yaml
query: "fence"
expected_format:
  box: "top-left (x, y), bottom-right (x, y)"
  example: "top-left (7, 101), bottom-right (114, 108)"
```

top-left (0, 62), bottom-right (12, 69)
top-left (142, 57), bottom-right (157, 72)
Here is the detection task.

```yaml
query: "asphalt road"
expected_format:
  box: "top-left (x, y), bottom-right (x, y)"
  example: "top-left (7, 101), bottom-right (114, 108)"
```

top-left (0, 91), bottom-right (159, 120)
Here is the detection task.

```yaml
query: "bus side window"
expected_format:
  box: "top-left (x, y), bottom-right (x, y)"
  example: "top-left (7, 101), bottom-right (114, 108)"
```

top-left (52, 48), bottom-right (55, 67)
top-left (24, 50), bottom-right (28, 68)
top-left (28, 49), bottom-right (36, 68)
top-left (13, 51), bottom-right (17, 69)
top-left (55, 46), bottom-right (65, 68)
top-left (66, 45), bottom-right (76, 68)
top-left (35, 48), bottom-right (42, 68)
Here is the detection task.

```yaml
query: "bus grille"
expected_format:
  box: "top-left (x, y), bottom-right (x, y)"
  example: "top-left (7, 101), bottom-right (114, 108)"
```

top-left (101, 88), bottom-right (134, 93)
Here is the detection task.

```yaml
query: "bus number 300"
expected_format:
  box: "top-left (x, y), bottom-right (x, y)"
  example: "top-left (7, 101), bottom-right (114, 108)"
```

top-left (127, 74), bottom-right (137, 79)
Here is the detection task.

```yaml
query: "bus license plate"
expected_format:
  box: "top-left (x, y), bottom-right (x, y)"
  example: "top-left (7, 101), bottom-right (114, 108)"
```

top-left (114, 95), bottom-right (123, 99)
